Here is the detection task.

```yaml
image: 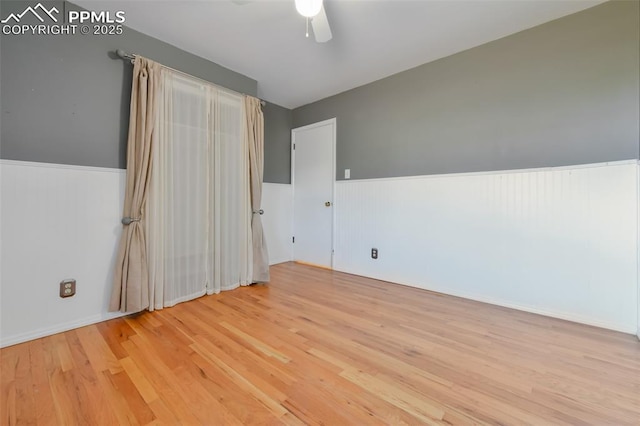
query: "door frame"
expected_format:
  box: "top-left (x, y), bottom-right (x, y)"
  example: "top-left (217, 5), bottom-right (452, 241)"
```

top-left (291, 117), bottom-right (337, 269)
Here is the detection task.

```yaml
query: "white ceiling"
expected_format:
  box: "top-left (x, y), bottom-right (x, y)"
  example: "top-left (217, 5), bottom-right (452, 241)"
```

top-left (76, 0), bottom-right (606, 109)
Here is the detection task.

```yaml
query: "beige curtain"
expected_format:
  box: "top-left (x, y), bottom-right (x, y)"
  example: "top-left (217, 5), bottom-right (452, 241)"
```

top-left (245, 96), bottom-right (270, 282)
top-left (110, 57), bottom-right (161, 312)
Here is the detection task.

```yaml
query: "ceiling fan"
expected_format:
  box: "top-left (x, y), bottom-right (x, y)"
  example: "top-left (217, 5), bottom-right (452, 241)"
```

top-left (232, 0), bottom-right (332, 43)
top-left (295, 0), bottom-right (332, 43)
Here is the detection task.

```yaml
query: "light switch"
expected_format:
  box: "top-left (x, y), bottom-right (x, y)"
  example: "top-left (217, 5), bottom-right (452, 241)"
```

top-left (345, 169), bottom-right (350, 179)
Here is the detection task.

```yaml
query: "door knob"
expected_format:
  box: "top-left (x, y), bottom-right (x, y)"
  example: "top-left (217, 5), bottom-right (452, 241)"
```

top-left (325, 201), bottom-right (331, 207)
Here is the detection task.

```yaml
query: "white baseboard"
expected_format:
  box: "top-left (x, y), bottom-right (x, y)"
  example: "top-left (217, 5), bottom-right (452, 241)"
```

top-left (430, 284), bottom-right (637, 334)
top-left (335, 267), bottom-right (637, 335)
top-left (269, 258), bottom-right (292, 266)
top-left (1, 311), bottom-right (128, 348)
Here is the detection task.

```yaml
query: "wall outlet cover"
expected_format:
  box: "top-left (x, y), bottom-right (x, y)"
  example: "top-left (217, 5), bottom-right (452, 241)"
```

top-left (60, 279), bottom-right (76, 298)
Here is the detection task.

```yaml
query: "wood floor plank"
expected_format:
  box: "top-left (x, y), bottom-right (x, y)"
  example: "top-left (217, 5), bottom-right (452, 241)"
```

top-left (1, 346), bottom-right (19, 426)
top-left (28, 339), bottom-right (60, 426)
top-left (119, 337), bottom-right (202, 425)
top-left (171, 364), bottom-right (245, 426)
top-left (190, 338), bottom-right (289, 419)
top-left (146, 398), bottom-right (179, 425)
top-left (49, 333), bottom-right (74, 373)
top-left (47, 368), bottom-right (78, 425)
top-left (95, 318), bottom-right (137, 360)
top-left (187, 351), bottom-right (282, 424)
top-left (96, 369), bottom-right (146, 426)
top-left (2, 262), bottom-right (639, 425)
top-left (119, 357), bottom-right (159, 404)
top-left (8, 343), bottom-right (37, 426)
top-left (169, 310), bottom-right (298, 394)
top-left (218, 321), bottom-right (291, 364)
top-left (340, 367), bottom-right (446, 424)
top-left (65, 330), bottom-right (120, 425)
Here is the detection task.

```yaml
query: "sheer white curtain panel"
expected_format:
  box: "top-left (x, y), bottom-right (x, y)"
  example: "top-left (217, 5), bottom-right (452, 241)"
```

top-left (147, 71), bottom-right (252, 310)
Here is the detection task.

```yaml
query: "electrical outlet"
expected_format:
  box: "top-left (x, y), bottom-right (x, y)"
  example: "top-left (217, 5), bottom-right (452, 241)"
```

top-left (371, 248), bottom-right (378, 259)
top-left (60, 279), bottom-right (76, 298)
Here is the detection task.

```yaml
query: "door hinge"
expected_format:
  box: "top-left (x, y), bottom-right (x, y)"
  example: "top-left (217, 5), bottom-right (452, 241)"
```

top-left (292, 236), bottom-right (295, 243)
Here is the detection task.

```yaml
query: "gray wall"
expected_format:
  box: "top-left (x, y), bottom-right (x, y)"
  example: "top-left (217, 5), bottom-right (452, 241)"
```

top-left (0, 1), bottom-right (257, 169)
top-left (293, 0), bottom-right (640, 181)
top-left (263, 102), bottom-right (292, 184)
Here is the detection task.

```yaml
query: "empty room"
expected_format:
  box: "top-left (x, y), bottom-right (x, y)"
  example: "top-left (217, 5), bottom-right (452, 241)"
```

top-left (1, 0), bottom-right (639, 424)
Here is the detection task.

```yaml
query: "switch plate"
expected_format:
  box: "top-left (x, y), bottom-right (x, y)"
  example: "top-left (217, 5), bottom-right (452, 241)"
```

top-left (60, 279), bottom-right (76, 298)
top-left (345, 169), bottom-right (351, 179)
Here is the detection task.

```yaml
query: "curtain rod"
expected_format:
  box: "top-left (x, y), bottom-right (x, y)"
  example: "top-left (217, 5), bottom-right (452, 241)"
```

top-left (115, 49), bottom-right (266, 107)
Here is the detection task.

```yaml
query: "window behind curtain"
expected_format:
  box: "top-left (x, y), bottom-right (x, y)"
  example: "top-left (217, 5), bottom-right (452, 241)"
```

top-left (147, 71), bottom-right (251, 311)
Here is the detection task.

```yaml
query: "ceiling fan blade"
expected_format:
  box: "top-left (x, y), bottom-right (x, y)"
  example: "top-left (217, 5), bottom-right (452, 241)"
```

top-left (311, 5), bottom-right (332, 43)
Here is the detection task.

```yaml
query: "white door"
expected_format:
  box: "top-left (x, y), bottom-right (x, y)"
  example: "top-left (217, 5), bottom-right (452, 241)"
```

top-left (292, 118), bottom-right (335, 268)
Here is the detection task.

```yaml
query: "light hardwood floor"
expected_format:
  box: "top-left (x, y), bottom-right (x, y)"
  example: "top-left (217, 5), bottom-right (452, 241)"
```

top-left (2, 262), bottom-right (639, 425)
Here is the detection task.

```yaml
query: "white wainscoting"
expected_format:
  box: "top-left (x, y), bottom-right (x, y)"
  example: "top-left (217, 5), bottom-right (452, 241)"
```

top-left (262, 183), bottom-right (293, 265)
top-left (0, 160), bottom-right (127, 347)
top-left (0, 161), bottom-right (294, 347)
top-left (2, 159), bottom-right (636, 345)
top-left (334, 161), bottom-right (639, 334)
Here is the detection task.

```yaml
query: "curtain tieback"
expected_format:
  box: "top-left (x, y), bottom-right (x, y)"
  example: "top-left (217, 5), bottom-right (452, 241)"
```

top-left (252, 209), bottom-right (264, 215)
top-left (121, 217), bottom-right (141, 225)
